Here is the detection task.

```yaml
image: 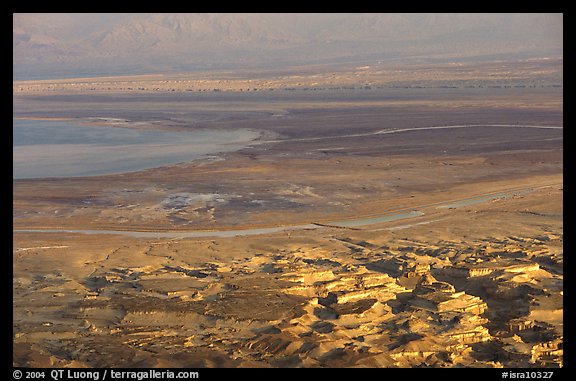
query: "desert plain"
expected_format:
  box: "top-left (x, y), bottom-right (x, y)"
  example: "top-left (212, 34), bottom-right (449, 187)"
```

top-left (13, 60), bottom-right (563, 367)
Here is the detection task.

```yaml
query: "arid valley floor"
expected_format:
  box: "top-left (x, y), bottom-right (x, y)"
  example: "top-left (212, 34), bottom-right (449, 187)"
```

top-left (13, 60), bottom-right (563, 368)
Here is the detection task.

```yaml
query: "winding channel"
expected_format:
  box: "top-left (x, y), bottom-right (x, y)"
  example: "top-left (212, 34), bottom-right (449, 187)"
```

top-left (264, 124), bottom-right (563, 143)
top-left (13, 184), bottom-right (561, 239)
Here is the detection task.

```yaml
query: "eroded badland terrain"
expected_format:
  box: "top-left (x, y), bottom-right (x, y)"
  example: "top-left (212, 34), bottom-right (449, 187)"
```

top-left (13, 60), bottom-right (563, 367)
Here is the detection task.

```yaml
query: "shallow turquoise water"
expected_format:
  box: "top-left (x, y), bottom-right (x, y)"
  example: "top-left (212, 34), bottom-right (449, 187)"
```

top-left (437, 189), bottom-right (533, 209)
top-left (327, 210), bottom-right (425, 227)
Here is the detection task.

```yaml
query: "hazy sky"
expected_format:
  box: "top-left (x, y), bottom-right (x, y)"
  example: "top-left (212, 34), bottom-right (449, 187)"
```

top-left (13, 13), bottom-right (563, 79)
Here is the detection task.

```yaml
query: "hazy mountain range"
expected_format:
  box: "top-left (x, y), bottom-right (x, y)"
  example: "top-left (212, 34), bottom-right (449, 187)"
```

top-left (13, 13), bottom-right (563, 80)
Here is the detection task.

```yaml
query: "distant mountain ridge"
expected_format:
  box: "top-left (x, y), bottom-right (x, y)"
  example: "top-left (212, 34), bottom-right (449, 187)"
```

top-left (13, 13), bottom-right (563, 79)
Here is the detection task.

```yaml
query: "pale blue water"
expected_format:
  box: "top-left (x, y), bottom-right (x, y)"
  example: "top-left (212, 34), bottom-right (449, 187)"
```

top-left (13, 225), bottom-right (319, 239)
top-left (12, 211), bottom-right (425, 238)
top-left (13, 119), bottom-right (259, 179)
top-left (327, 210), bottom-right (425, 227)
top-left (437, 189), bottom-right (533, 209)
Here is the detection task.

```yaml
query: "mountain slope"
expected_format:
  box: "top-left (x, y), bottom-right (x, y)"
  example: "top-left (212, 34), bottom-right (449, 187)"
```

top-left (13, 13), bottom-right (563, 79)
